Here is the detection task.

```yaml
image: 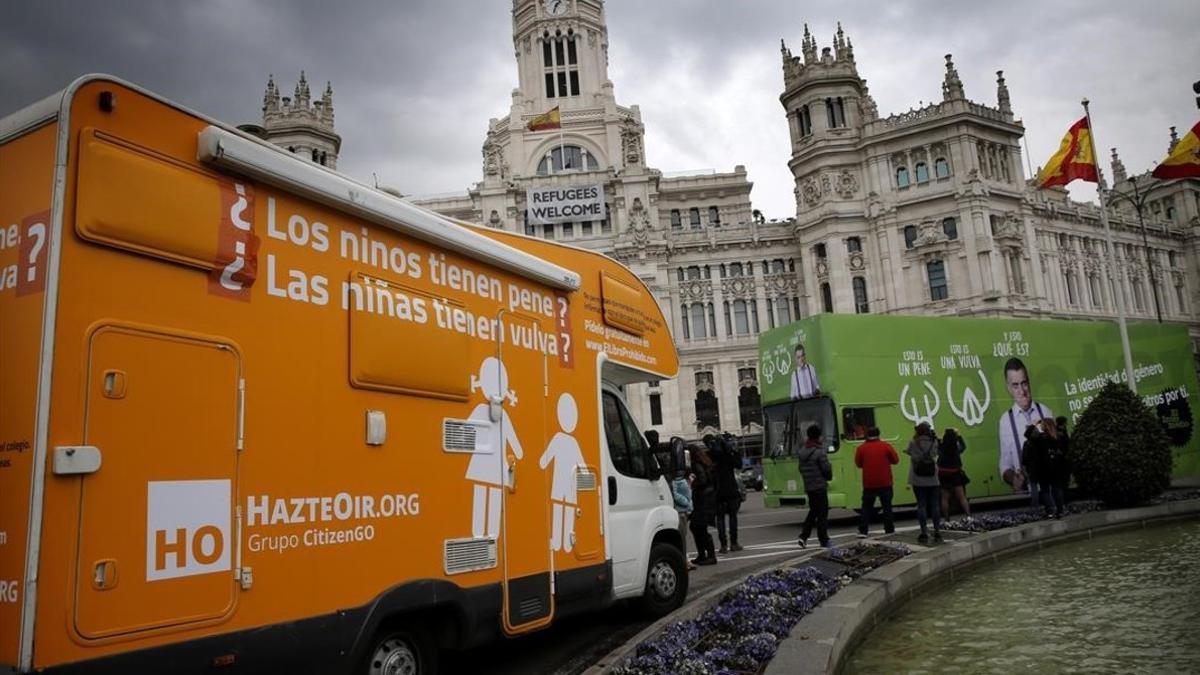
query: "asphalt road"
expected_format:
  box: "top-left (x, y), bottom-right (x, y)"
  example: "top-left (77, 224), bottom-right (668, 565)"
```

top-left (442, 494), bottom-right (882, 675)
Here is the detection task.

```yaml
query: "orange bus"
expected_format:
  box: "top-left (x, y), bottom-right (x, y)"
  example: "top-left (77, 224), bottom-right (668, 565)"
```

top-left (0, 75), bottom-right (684, 674)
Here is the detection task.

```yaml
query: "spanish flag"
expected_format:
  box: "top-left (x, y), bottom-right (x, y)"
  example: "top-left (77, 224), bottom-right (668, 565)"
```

top-left (1038, 117), bottom-right (1098, 189)
top-left (1152, 121), bottom-right (1200, 179)
top-left (527, 106), bottom-right (561, 132)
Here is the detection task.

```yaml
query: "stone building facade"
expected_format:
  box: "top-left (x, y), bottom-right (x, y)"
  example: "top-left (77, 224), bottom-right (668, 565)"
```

top-left (264, 2), bottom-right (1200, 448)
top-left (250, 72), bottom-right (340, 169)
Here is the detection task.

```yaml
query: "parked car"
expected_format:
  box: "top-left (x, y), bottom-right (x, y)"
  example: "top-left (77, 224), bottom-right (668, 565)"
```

top-left (740, 466), bottom-right (764, 492)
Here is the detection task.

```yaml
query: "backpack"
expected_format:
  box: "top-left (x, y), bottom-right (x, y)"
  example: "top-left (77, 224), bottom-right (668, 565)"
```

top-left (912, 441), bottom-right (936, 477)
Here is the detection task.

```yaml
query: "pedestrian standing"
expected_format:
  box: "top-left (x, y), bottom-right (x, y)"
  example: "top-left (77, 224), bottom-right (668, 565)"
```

top-left (670, 454), bottom-right (696, 571)
top-left (854, 426), bottom-right (899, 537)
top-left (706, 434), bottom-right (743, 553)
top-left (907, 422), bottom-right (943, 543)
top-left (1021, 421), bottom-right (1061, 517)
top-left (797, 424), bottom-right (833, 548)
top-left (938, 427), bottom-right (970, 517)
top-left (688, 444), bottom-right (718, 566)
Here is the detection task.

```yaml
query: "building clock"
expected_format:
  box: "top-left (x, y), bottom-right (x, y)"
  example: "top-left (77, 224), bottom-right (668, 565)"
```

top-left (544, 0), bottom-right (567, 16)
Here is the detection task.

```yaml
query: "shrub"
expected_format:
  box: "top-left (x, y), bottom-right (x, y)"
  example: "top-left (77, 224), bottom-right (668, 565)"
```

top-left (1070, 381), bottom-right (1172, 506)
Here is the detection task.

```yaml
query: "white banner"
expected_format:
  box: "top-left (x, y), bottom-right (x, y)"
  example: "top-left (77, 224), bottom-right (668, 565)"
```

top-left (526, 184), bottom-right (604, 225)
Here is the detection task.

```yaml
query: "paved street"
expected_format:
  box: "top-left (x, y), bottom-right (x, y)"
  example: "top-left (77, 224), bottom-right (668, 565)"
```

top-left (446, 494), bottom-right (885, 675)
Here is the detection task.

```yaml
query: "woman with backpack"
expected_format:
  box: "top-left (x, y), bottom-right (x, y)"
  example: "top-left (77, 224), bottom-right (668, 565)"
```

top-left (907, 422), bottom-right (942, 544)
top-left (687, 444), bottom-right (718, 566)
top-left (938, 427), bottom-right (970, 517)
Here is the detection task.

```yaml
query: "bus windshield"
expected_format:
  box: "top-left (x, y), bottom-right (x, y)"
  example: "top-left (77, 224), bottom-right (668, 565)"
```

top-left (763, 397), bottom-right (839, 457)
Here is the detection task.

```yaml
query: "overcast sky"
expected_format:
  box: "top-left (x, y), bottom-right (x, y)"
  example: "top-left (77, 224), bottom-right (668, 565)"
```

top-left (3, 1), bottom-right (1197, 219)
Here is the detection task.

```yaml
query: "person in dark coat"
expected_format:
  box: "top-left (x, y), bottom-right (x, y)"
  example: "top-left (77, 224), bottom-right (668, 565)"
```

top-left (937, 428), bottom-right (970, 517)
top-left (705, 434), bottom-right (743, 553)
top-left (1021, 420), bottom-right (1062, 518)
top-left (907, 422), bottom-right (942, 544)
top-left (1055, 416), bottom-right (1072, 507)
top-left (797, 424), bottom-right (833, 548)
top-left (687, 444), bottom-right (718, 565)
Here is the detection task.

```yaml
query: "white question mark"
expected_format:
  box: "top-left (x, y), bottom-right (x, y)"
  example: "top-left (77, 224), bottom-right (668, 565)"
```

top-left (557, 296), bottom-right (568, 328)
top-left (25, 222), bottom-right (46, 283)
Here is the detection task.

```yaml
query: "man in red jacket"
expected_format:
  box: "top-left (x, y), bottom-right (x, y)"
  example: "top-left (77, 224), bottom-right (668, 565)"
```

top-left (854, 426), bottom-right (899, 537)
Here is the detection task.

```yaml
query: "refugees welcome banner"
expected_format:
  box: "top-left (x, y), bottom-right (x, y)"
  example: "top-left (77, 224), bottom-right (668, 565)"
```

top-left (526, 184), bottom-right (604, 224)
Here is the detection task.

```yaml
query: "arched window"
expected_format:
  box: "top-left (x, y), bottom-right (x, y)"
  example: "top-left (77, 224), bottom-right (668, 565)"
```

top-left (927, 261), bottom-right (948, 300)
top-left (1166, 205), bottom-right (1177, 221)
top-left (729, 262), bottom-right (744, 277)
top-left (798, 105), bottom-right (812, 137)
top-left (942, 217), bottom-right (958, 240)
top-left (896, 167), bottom-right (910, 188)
top-left (934, 157), bottom-right (950, 178)
top-left (670, 209), bottom-right (681, 229)
top-left (915, 162), bottom-right (929, 183)
top-left (686, 266), bottom-right (702, 280)
top-left (708, 206), bottom-right (720, 227)
top-left (1089, 274), bottom-right (1103, 308)
top-left (853, 277), bottom-right (869, 314)
top-left (903, 225), bottom-right (918, 249)
top-left (689, 208), bottom-right (701, 229)
top-left (821, 283), bottom-right (833, 313)
top-left (846, 236), bottom-right (862, 253)
top-left (536, 145), bottom-right (599, 174)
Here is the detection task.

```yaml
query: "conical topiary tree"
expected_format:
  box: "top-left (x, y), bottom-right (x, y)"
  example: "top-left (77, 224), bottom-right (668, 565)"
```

top-left (1070, 380), bottom-right (1172, 506)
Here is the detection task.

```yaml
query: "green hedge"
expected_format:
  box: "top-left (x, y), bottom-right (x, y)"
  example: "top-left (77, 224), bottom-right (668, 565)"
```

top-left (1071, 381), bottom-right (1172, 506)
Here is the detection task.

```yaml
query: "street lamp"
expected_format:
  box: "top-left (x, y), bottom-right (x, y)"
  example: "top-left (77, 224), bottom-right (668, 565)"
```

top-left (1105, 173), bottom-right (1163, 323)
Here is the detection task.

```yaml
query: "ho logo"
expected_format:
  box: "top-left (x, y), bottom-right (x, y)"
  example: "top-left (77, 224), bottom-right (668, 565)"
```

top-left (146, 480), bottom-right (231, 582)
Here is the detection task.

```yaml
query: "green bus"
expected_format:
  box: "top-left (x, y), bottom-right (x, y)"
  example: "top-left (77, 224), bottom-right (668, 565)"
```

top-left (757, 314), bottom-right (1200, 509)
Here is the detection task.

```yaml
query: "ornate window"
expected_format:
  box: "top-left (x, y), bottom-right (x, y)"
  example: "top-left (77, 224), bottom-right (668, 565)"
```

top-left (942, 217), bottom-right (958, 240)
top-left (1169, 251), bottom-right (1179, 268)
top-left (821, 283), bottom-right (833, 313)
top-left (649, 391), bottom-right (663, 426)
top-left (1089, 274), bottom-right (1103, 309)
top-left (903, 225), bottom-right (918, 249)
top-left (708, 206), bottom-right (720, 227)
top-left (738, 368), bottom-right (762, 429)
top-left (814, 243), bottom-right (827, 259)
top-left (798, 105), bottom-right (812, 137)
top-left (536, 145), bottom-right (599, 175)
top-left (934, 157), bottom-right (950, 178)
top-left (915, 162), bottom-right (930, 183)
top-left (729, 262), bottom-right (744, 277)
top-left (689, 207), bottom-right (701, 229)
top-left (896, 166), bottom-right (910, 188)
top-left (694, 371), bottom-right (720, 431)
top-left (927, 260), bottom-right (949, 300)
top-left (670, 209), bottom-right (681, 229)
top-left (1064, 272), bottom-right (1078, 305)
top-left (825, 97), bottom-right (846, 128)
top-left (853, 277), bottom-right (869, 314)
top-left (542, 30), bottom-right (579, 98)
top-left (846, 236), bottom-right (862, 253)
top-left (688, 303), bottom-right (708, 339)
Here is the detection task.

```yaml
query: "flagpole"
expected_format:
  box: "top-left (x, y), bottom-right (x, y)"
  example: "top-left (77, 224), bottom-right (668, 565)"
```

top-left (1082, 97), bottom-right (1138, 394)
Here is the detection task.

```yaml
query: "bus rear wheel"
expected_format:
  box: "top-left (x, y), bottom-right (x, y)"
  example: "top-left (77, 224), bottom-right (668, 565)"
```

top-left (363, 622), bottom-right (438, 675)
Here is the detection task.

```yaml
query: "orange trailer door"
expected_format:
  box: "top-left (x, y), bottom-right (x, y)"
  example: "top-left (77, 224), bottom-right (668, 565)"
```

top-left (498, 312), bottom-right (553, 634)
top-left (72, 325), bottom-right (240, 639)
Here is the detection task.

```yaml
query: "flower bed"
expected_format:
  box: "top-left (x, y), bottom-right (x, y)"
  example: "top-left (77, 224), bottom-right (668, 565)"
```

top-left (611, 544), bottom-right (909, 675)
top-left (942, 501), bottom-right (1103, 533)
